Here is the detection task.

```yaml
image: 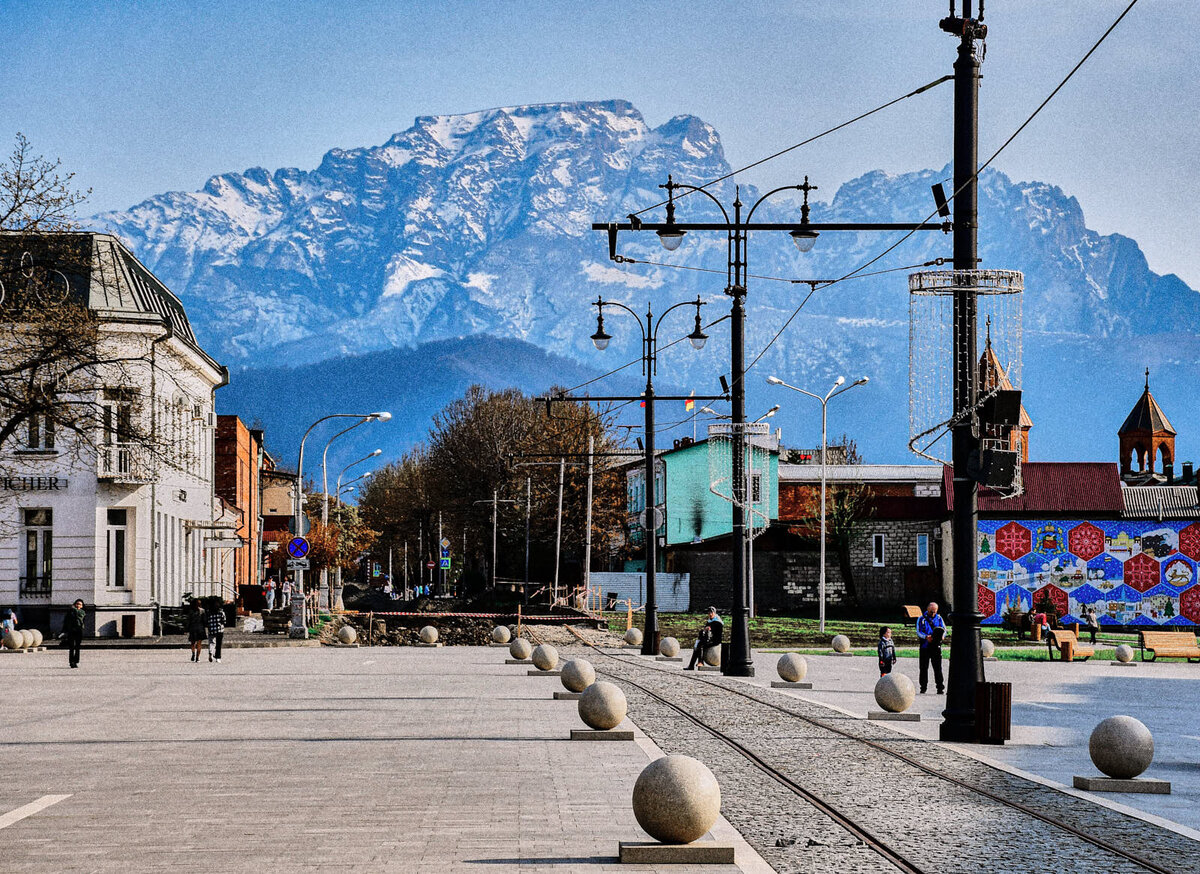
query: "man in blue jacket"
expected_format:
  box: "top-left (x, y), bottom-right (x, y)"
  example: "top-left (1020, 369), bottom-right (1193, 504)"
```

top-left (916, 601), bottom-right (947, 694)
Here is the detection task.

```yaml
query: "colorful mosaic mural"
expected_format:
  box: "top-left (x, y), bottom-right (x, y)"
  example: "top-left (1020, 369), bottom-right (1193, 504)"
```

top-left (977, 519), bottom-right (1200, 627)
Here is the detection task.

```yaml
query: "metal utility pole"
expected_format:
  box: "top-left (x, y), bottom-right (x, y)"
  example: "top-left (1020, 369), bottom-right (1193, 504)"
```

top-left (525, 477), bottom-right (531, 587)
top-left (418, 522), bottom-right (424, 593)
top-left (475, 490), bottom-right (517, 588)
top-left (554, 457), bottom-right (565, 604)
top-left (941, 0), bottom-right (987, 743)
top-left (437, 511), bottom-right (443, 597)
top-left (584, 436), bottom-right (594, 607)
top-left (403, 541), bottom-right (408, 598)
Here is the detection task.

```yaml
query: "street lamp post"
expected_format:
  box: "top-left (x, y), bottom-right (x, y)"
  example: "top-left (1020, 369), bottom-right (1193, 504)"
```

top-left (594, 177), bottom-right (944, 676)
top-left (591, 294), bottom-right (708, 655)
top-left (290, 411), bottom-right (390, 638)
top-left (336, 452), bottom-right (380, 503)
top-left (767, 375), bottom-right (868, 632)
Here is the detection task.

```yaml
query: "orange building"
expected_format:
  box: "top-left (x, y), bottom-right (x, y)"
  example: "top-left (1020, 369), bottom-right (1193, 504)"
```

top-left (214, 416), bottom-right (266, 611)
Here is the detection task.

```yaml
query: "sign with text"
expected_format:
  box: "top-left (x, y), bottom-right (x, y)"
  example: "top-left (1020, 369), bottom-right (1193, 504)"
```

top-left (287, 558), bottom-right (310, 570)
top-left (2, 475), bottom-right (68, 491)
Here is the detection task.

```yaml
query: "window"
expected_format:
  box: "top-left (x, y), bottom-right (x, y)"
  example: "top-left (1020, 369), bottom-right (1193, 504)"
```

top-left (21, 509), bottom-right (52, 596)
top-left (107, 508), bottom-right (128, 588)
top-left (872, 533), bottom-right (886, 567)
top-left (917, 534), bottom-right (930, 567)
top-left (25, 414), bottom-right (55, 450)
top-left (102, 389), bottom-right (134, 444)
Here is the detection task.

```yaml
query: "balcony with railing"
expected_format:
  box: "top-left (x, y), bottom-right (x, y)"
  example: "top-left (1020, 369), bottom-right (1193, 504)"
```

top-left (97, 442), bottom-right (155, 483)
top-left (19, 575), bottom-right (51, 599)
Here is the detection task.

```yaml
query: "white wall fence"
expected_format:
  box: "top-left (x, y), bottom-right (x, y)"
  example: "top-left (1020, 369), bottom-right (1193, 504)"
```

top-left (591, 571), bottom-right (690, 613)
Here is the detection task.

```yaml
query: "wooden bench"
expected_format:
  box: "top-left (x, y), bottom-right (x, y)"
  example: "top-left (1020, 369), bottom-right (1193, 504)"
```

top-left (902, 605), bottom-right (922, 620)
top-left (1139, 631), bottom-right (1200, 662)
top-left (1047, 629), bottom-right (1093, 661)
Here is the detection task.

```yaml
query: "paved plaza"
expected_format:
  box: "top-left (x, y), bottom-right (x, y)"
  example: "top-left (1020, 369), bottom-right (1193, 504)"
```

top-left (1, 645), bottom-right (762, 873)
top-left (4, 641), bottom-right (1198, 872)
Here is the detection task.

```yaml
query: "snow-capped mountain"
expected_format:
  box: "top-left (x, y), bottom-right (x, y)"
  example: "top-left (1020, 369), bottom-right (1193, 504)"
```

top-left (94, 100), bottom-right (1200, 463)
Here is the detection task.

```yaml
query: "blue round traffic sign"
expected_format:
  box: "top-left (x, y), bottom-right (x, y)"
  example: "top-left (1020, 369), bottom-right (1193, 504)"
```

top-left (287, 536), bottom-right (310, 559)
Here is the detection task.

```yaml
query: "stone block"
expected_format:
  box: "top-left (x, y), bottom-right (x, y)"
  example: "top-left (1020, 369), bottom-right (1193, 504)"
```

top-left (830, 652), bottom-right (855, 657)
top-left (570, 729), bottom-right (634, 741)
top-left (698, 664), bottom-right (721, 672)
top-left (415, 642), bottom-right (444, 647)
top-left (553, 691), bottom-right (582, 700)
top-left (869, 711), bottom-right (920, 721)
top-left (618, 842), bottom-right (734, 864)
top-left (527, 669), bottom-right (562, 676)
top-left (656, 656), bottom-right (681, 662)
top-left (1073, 776), bottom-right (1170, 794)
top-left (1109, 661), bottom-right (1137, 667)
top-left (771, 681), bottom-right (812, 689)
top-left (504, 658), bottom-right (531, 664)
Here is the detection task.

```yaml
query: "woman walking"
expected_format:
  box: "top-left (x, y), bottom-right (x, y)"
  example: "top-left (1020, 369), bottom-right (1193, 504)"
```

top-left (187, 599), bottom-right (206, 662)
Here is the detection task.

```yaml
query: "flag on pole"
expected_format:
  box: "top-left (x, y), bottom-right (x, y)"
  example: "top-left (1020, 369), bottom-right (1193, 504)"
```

top-left (684, 391), bottom-right (695, 412)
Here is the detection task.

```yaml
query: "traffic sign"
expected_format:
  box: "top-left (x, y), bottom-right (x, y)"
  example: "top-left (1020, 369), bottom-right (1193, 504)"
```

top-left (287, 558), bottom-right (310, 570)
top-left (287, 516), bottom-right (311, 536)
top-left (425, 560), bottom-right (436, 570)
top-left (439, 557), bottom-right (451, 570)
top-left (440, 547), bottom-right (450, 558)
top-left (287, 536), bottom-right (310, 559)
top-left (440, 537), bottom-right (451, 549)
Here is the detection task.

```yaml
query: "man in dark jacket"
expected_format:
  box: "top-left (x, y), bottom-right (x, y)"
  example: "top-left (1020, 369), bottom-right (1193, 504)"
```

top-left (63, 599), bottom-right (86, 668)
top-left (685, 607), bottom-right (724, 670)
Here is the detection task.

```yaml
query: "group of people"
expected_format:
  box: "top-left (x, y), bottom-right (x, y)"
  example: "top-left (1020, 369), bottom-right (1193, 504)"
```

top-left (261, 577), bottom-right (293, 612)
top-left (186, 599), bottom-right (227, 663)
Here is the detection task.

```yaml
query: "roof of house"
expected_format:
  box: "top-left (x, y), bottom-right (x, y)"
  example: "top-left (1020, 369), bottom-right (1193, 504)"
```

top-left (1120, 485), bottom-right (1200, 520)
top-left (779, 464), bottom-right (944, 483)
top-left (1119, 376), bottom-right (1175, 435)
top-left (945, 462), bottom-right (1125, 514)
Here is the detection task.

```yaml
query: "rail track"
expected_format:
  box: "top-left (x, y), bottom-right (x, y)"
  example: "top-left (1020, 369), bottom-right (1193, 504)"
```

top-left (552, 625), bottom-right (1186, 874)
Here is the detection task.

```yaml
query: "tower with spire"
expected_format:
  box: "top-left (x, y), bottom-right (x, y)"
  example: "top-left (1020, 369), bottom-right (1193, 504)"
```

top-left (978, 318), bottom-right (1033, 463)
top-left (1119, 369), bottom-right (1176, 482)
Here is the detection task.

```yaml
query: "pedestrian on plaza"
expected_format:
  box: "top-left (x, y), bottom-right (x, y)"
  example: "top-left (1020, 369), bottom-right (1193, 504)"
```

top-left (1, 607), bottom-right (15, 633)
top-left (187, 599), bottom-right (206, 662)
top-left (281, 577), bottom-right (292, 609)
top-left (877, 626), bottom-right (897, 677)
top-left (685, 607), bottom-right (724, 670)
top-left (62, 599), bottom-right (86, 669)
top-left (1034, 610), bottom-right (1050, 641)
top-left (1084, 606), bottom-right (1099, 645)
top-left (264, 578), bottom-right (276, 612)
top-left (206, 598), bottom-right (225, 664)
top-left (916, 601), bottom-right (946, 694)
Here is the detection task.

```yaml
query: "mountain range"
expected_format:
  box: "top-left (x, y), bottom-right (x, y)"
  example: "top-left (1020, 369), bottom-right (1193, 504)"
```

top-left (93, 99), bottom-right (1200, 467)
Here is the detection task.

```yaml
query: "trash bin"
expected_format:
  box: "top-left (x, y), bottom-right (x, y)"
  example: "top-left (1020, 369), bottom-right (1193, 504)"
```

top-left (975, 681), bottom-right (1011, 744)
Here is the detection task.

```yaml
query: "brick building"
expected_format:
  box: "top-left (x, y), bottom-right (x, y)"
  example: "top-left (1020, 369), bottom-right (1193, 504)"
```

top-left (213, 415), bottom-right (265, 611)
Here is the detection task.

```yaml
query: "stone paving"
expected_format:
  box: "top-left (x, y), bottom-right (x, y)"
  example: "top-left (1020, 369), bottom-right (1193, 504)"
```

top-left (1, 646), bottom-right (761, 873)
top-left (744, 648), bottom-right (1200, 833)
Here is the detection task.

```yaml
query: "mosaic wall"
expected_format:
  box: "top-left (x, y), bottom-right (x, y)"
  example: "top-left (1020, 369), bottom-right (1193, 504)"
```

top-left (977, 519), bottom-right (1200, 627)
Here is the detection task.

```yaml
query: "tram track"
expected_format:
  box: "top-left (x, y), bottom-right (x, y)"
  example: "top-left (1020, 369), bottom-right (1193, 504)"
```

top-left (556, 626), bottom-right (1186, 874)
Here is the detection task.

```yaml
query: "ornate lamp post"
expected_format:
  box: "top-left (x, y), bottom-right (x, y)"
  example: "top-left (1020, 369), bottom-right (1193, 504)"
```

top-left (591, 294), bottom-right (707, 655)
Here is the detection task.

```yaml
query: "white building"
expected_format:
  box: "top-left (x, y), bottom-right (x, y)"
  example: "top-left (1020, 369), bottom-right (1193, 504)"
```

top-left (0, 233), bottom-right (229, 637)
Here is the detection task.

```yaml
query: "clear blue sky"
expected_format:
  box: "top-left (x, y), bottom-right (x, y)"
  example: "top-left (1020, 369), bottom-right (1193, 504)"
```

top-left (2, 0), bottom-right (1196, 287)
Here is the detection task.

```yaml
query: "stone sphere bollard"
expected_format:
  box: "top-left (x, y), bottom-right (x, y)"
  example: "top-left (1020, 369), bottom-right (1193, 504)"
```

top-left (831, 634), bottom-right (851, 653)
top-left (981, 639), bottom-right (995, 658)
top-left (337, 625), bottom-right (357, 645)
top-left (625, 627), bottom-right (643, 646)
top-left (777, 653), bottom-right (808, 682)
top-left (2, 630), bottom-right (21, 650)
top-left (1114, 643), bottom-right (1134, 663)
top-left (509, 638), bottom-right (532, 660)
top-left (29, 629), bottom-right (43, 647)
top-left (20, 630), bottom-right (35, 649)
top-left (632, 755), bottom-right (722, 845)
top-left (532, 643), bottom-right (559, 671)
top-left (578, 680), bottom-right (627, 730)
top-left (874, 673), bottom-right (916, 713)
top-left (703, 645), bottom-right (721, 666)
top-left (561, 658), bottom-right (596, 692)
top-left (419, 625), bottom-right (438, 644)
top-left (659, 637), bottom-right (680, 658)
top-left (1089, 715), bottom-right (1154, 779)
top-left (491, 625), bottom-right (511, 644)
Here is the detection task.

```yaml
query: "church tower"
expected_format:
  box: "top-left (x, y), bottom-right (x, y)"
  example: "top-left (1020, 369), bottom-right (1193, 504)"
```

top-left (1119, 369), bottom-right (1175, 480)
top-left (978, 324), bottom-right (1033, 463)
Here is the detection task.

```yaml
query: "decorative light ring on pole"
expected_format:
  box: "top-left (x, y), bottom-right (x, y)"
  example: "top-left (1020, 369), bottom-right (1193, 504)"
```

top-left (706, 422), bottom-right (770, 510)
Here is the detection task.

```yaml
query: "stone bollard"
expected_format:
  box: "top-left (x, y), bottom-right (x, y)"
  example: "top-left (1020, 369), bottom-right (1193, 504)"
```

top-left (658, 637), bottom-right (680, 658)
top-left (2, 630), bottom-right (21, 650)
top-left (560, 658), bottom-right (595, 694)
top-left (620, 755), bottom-right (732, 864)
top-left (624, 627), bottom-right (643, 647)
top-left (869, 674), bottom-right (918, 721)
top-left (20, 630), bottom-right (35, 649)
top-left (491, 625), bottom-right (511, 644)
top-left (772, 653), bottom-right (811, 688)
top-left (508, 638), bottom-right (532, 661)
top-left (573, 681), bottom-right (631, 739)
top-left (30, 629), bottom-right (43, 648)
top-left (337, 625), bottom-right (357, 645)
top-left (418, 625), bottom-right (439, 645)
top-left (831, 634), bottom-right (851, 654)
top-left (1074, 715), bottom-right (1169, 793)
top-left (531, 644), bottom-right (559, 672)
top-left (981, 639), bottom-right (995, 658)
top-left (1112, 644), bottom-right (1135, 666)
